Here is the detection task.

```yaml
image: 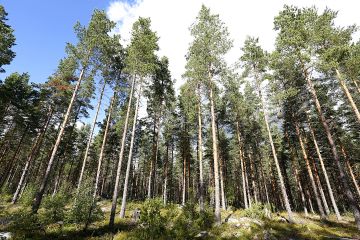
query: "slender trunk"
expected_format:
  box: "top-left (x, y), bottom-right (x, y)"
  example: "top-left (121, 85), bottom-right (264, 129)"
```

top-left (257, 81), bottom-right (293, 222)
top-left (351, 78), bottom-right (360, 94)
top-left (285, 129), bottom-right (308, 215)
top-left (244, 158), bottom-right (252, 208)
top-left (236, 121), bottom-right (248, 209)
top-left (306, 189), bottom-right (315, 214)
top-left (32, 69), bottom-right (85, 213)
top-left (198, 91), bottom-right (204, 211)
top-left (294, 121), bottom-right (326, 219)
top-left (209, 85), bottom-right (221, 224)
top-left (77, 81), bottom-right (106, 193)
top-left (119, 84), bottom-right (141, 218)
top-left (248, 151), bottom-right (258, 203)
top-left (147, 158), bottom-right (153, 199)
top-left (182, 143), bottom-right (186, 205)
top-left (307, 118), bottom-right (341, 220)
top-left (147, 111), bottom-right (161, 199)
top-left (294, 165), bottom-right (308, 216)
top-left (311, 155), bottom-right (330, 215)
top-left (305, 67), bottom-right (360, 229)
top-left (163, 143), bottom-right (169, 205)
top-left (93, 94), bottom-right (115, 199)
top-left (336, 69), bottom-right (360, 123)
top-left (341, 145), bottom-right (360, 199)
top-left (109, 76), bottom-right (136, 228)
top-left (0, 129), bottom-right (27, 189)
top-left (259, 160), bottom-right (270, 206)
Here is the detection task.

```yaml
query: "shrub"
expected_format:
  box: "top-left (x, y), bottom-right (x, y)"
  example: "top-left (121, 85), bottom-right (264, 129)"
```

top-left (132, 198), bottom-right (168, 240)
top-left (129, 200), bottom-right (214, 240)
top-left (40, 193), bottom-right (67, 224)
top-left (8, 209), bottom-right (45, 237)
top-left (241, 202), bottom-right (270, 220)
top-left (66, 180), bottom-right (103, 227)
top-left (19, 184), bottom-right (36, 206)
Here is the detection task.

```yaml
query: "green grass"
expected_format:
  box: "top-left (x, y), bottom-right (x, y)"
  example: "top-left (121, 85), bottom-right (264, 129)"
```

top-left (1, 198), bottom-right (359, 240)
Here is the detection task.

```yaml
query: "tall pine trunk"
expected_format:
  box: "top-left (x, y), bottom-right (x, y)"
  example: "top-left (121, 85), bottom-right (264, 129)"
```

top-left (119, 84), bottom-right (141, 218)
top-left (257, 82), bottom-right (293, 222)
top-left (311, 155), bottom-right (330, 215)
top-left (294, 121), bottom-right (326, 219)
top-left (32, 69), bottom-right (84, 213)
top-left (340, 145), bottom-right (360, 198)
top-left (198, 89), bottom-right (204, 211)
top-left (93, 94), bottom-right (115, 199)
top-left (304, 68), bottom-right (360, 229)
top-left (307, 118), bottom-right (341, 220)
top-left (335, 69), bottom-right (360, 123)
top-left (77, 81), bottom-right (106, 193)
top-left (109, 76), bottom-right (135, 228)
top-left (209, 84), bottom-right (221, 224)
top-left (236, 121), bottom-right (248, 209)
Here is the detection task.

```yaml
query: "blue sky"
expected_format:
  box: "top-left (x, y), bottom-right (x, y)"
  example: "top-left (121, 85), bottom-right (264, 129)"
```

top-left (0, 0), bottom-right (111, 83)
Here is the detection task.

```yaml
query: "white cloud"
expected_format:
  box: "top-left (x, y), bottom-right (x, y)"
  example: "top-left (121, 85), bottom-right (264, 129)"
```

top-left (107, 0), bottom-right (360, 94)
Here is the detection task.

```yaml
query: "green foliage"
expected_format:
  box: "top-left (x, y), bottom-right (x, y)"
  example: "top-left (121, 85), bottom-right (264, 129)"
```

top-left (131, 198), bottom-right (167, 240)
top-left (0, 5), bottom-right (16, 72)
top-left (171, 203), bottom-right (214, 239)
top-left (125, 17), bottom-right (159, 77)
top-left (67, 180), bottom-right (103, 226)
top-left (8, 209), bottom-right (44, 237)
top-left (241, 203), bottom-right (270, 220)
top-left (40, 193), bottom-right (68, 224)
top-left (19, 184), bottom-right (36, 206)
top-left (129, 200), bottom-right (214, 240)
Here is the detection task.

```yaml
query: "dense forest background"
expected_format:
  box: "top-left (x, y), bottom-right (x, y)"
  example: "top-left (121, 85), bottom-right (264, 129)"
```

top-left (0, 3), bottom-right (359, 239)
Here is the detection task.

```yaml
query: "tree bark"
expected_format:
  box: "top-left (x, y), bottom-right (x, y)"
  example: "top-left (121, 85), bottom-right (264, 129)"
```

top-left (336, 69), bottom-right (360, 124)
top-left (32, 69), bottom-right (84, 213)
top-left (209, 84), bottom-right (221, 224)
top-left (304, 67), bottom-right (360, 229)
top-left (311, 155), bottom-right (330, 215)
top-left (163, 143), bottom-right (169, 205)
top-left (77, 81), bottom-right (106, 193)
top-left (119, 84), bottom-right (141, 218)
top-left (257, 80), bottom-right (294, 222)
top-left (236, 121), bottom-right (248, 209)
top-left (93, 93), bottom-right (115, 199)
top-left (307, 118), bottom-right (341, 220)
top-left (109, 76), bottom-right (136, 228)
top-left (340, 145), bottom-right (360, 199)
top-left (294, 121), bottom-right (326, 219)
top-left (197, 90), bottom-right (204, 211)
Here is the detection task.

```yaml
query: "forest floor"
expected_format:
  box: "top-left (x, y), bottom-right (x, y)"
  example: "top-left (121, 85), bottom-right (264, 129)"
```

top-left (0, 198), bottom-right (359, 240)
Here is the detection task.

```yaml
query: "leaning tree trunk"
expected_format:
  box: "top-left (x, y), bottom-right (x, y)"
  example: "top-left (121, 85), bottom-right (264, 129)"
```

top-left (351, 78), bottom-right (360, 94)
top-left (32, 69), bottom-right (85, 213)
top-left (109, 76), bottom-right (136, 229)
top-left (304, 67), bottom-right (360, 229)
top-left (77, 80), bottom-right (106, 193)
top-left (209, 82), bottom-right (221, 224)
top-left (311, 155), bottom-right (330, 215)
top-left (340, 145), bottom-right (360, 199)
top-left (294, 121), bottom-right (326, 219)
top-left (307, 118), bottom-right (341, 220)
top-left (236, 121), bottom-right (248, 209)
top-left (336, 69), bottom-right (360, 124)
top-left (257, 80), bottom-right (294, 222)
top-left (93, 93), bottom-right (115, 199)
top-left (119, 84), bottom-right (142, 218)
top-left (0, 128), bottom-right (27, 190)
